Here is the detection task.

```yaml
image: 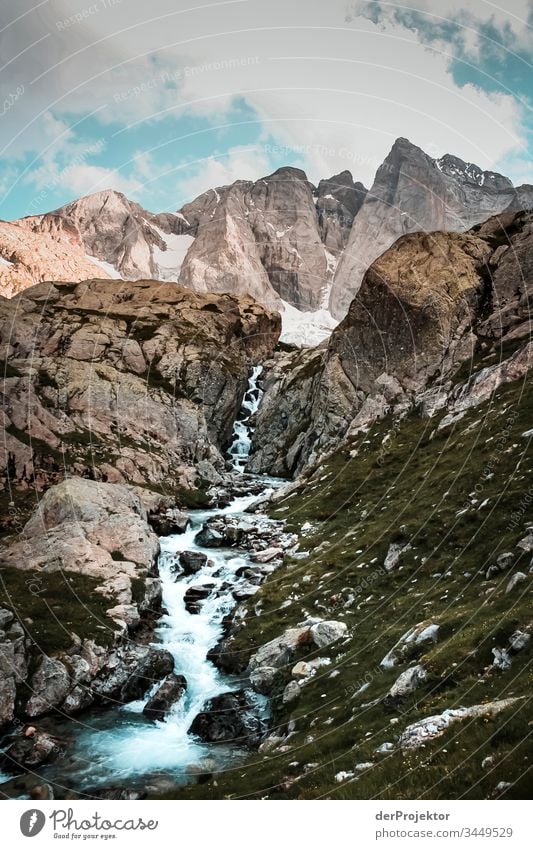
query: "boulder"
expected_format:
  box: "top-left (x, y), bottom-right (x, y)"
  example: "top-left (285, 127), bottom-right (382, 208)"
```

top-left (25, 657), bottom-right (70, 719)
top-left (143, 674), bottom-right (187, 721)
top-left (91, 645), bottom-right (174, 704)
top-left (505, 572), bottom-right (527, 593)
top-left (248, 621), bottom-right (346, 694)
top-left (177, 551), bottom-right (208, 575)
top-left (282, 681), bottom-right (301, 704)
top-left (188, 689), bottom-right (264, 748)
top-left (310, 621), bottom-right (347, 648)
top-left (194, 527), bottom-right (225, 548)
top-left (184, 584), bottom-right (215, 614)
top-left (0, 729), bottom-right (64, 772)
top-left (399, 698), bottom-right (521, 749)
top-left (384, 665), bottom-right (427, 707)
top-left (380, 622), bottom-right (440, 669)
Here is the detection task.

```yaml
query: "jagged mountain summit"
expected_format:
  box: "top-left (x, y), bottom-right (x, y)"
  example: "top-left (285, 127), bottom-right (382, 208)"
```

top-left (329, 138), bottom-right (533, 319)
top-left (2, 138), bottom-right (532, 344)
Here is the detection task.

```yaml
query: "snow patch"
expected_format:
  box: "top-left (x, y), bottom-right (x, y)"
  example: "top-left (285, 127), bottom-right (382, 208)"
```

top-left (280, 300), bottom-right (337, 348)
top-left (151, 226), bottom-right (195, 280)
top-left (0, 256), bottom-right (14, 268)
top-left (86, 255), bottom-right (121, 279)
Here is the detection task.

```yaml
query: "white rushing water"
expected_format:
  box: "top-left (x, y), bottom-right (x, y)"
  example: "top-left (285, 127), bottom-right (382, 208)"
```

top-left (227, 365), bottom-right (263, 473)
top-left (39, 365), bottom-right (278, 791)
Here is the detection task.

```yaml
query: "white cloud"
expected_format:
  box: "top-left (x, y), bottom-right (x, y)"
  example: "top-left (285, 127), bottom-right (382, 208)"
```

top-left (58, 163), bottom-right (143, 196)
top-left (175, 145), bottom-right (272, 203)
top-left (1, 0), bottom-right (531, 208)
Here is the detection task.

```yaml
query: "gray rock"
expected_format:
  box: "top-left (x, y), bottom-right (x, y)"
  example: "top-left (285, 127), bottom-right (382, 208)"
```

top-left (330, 138), bottom-right (528, 320)
top-left (25, 657), bottom-right (70, 719)
top-left (188, 690), bottom-right (264, 748)
top-left (399, 698), bottom-right (521, 749)
top-left (91, 645), bottom-right (174, 704)
top-left (282, 681), bottom-right (301, 704)
top-left (310, 620), bottom-right (347, 648)
top-left (505, 572), bottom-right (527, 593)
top-left (1, 729), bottom-right (64, 771)
top-left (143, 673), bottom-right (187, 721)
top-left (380, 622), bottom-right (440, 669)
top-left (385, 664), bottom-right (427, 704)
top-left (177, 551), bottom-right (208, 575)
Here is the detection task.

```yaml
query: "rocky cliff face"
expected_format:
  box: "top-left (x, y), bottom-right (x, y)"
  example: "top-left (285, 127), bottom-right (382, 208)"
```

top-left (0, 278), bottom-right (280, 497)
top-left (0, 220), bottom-right (111, 298)
top-left (179, 167), bottom-right (330, 311)
top-left (315, 170), bottom-right (367, 254)
top-left (249, 210), bottom-right (533, 477)
top-left (329, 138), bottom-right (533, 319)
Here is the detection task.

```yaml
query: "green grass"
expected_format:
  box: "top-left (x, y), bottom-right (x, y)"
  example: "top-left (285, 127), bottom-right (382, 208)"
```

top-left (0, 566), bottom-right (118, 654)
top-left (158, 371), bottom-right (533, 800)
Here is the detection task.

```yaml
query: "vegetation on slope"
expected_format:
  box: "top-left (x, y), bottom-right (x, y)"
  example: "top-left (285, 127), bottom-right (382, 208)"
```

top-left (166, 370), bottom-right (532, 800)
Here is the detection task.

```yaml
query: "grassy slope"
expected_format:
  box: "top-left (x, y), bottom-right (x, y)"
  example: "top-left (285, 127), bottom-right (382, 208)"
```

top-left (166, 369), bottom-right (533, 800)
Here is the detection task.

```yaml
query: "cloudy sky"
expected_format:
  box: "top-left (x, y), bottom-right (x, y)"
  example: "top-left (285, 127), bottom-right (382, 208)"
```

top-left (0, 0), bottom-right (532, 219)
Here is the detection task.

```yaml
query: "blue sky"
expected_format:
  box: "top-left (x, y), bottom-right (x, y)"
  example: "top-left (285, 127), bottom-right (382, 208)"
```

top-left (1, 0), bottom-right (532, 220)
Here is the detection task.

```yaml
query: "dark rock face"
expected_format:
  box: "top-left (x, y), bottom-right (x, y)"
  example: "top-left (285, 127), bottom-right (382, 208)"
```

top-left (143, 673), bottom-right (187, 721)
top-left (315, 170), bottom-right (367, 253)
top-left (250, 211), bottom-right (533, 476)
top-left (188, 690), bottom-right (264, 748)
top-left (91, 645), bottom-right (175, 703)
top-left (0, 609), bottom-right (27, 730)
top-left (329, 138), bottom-right (533, 319)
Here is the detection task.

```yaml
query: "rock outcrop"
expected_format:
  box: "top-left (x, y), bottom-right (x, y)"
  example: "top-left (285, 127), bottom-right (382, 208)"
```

top-left (37, 190), bottom-right (193, 283)
top-left (0, 220), bottom-right (111, 298)
top-left (250, 210), bottom-right (533, 477)
top-left (329, 138), bottom-right (533, 319)
top-left (0, 477), bottom-right (177, 728)
top-left (0, 278), bottom-right (280, 495)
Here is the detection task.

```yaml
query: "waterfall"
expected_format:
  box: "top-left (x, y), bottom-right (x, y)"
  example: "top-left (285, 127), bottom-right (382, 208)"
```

top-left (227, 365), bottom-right (263, 473)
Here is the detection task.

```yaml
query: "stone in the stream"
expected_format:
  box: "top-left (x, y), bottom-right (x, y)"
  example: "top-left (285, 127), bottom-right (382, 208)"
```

top-left (178, 551), bottom-right (208, 575)
top-left (143, 673), bottom-right (187, 721)
top-left (194, 527), bottom-right (225, 547)
top-left (91, 645), bottom-right (174, 703)
top-left (148, 508), bottom-right (189, 536)
top-left (0, 729), bottom-right (64, 772)
top-left (188, 689), bottom-right (264, 748)
top-left (184, 584), bottom-right (215, 614)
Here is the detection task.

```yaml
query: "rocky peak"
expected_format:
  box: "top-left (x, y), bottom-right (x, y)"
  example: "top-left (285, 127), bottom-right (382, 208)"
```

top-left (178, 166), bottom-right (328, 312)
top-left (436, 154), bottom-right (513, 191)
top-left (250, 210), bottom-right (533, 477)
top-left (329, 136), bottom-right (531, 319)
